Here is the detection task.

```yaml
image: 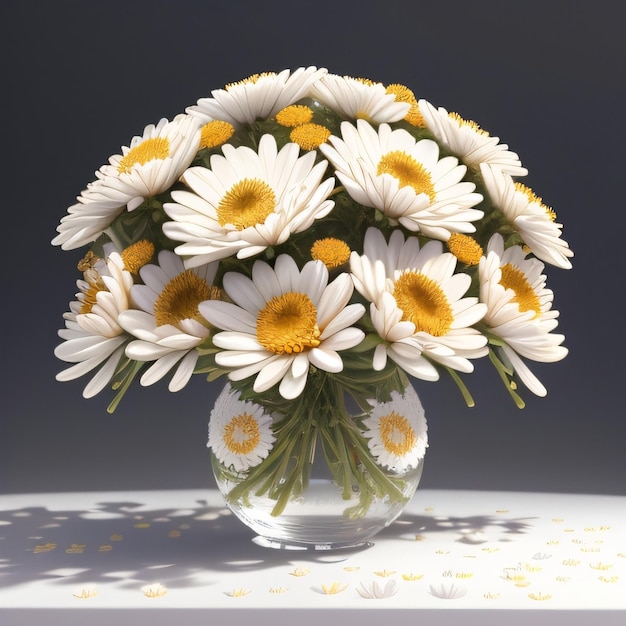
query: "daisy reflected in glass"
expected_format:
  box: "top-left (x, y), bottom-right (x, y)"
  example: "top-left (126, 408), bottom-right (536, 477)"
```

top-left (187, 66), bottom-right (327, 126)
top-left (362, 388), bottom-right (428, 472)
top-left (118, 250), bottom-right (221, 392)
top-left (480, 164), bottom-right (573, 270)
top-left (419, 99), bottom-right (528, 177)
top-left (52, 115), bottom-right (201, 251)
top-left (479, 234), bottom-right (568, 398)
top-left (350, 228), bottom-right (488, 380)
top-left (320, 120), bottom-right (483, 240)
top-left (199, 255), bottom-right (365, 400)
top-left (209, 385), bottom-right (276, 472)
top-left (162, 134), bottom-right (336, 267)
top-left (54, 250), bottom-right (137, 398)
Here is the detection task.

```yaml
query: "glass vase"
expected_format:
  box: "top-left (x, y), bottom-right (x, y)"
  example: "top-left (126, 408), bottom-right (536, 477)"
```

top-left (209, 372), bottom-right (427, 551)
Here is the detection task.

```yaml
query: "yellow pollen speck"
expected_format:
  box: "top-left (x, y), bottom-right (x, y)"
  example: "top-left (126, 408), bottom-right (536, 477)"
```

top-left (378, 411), bottom-right (417, 456)
top-left (393, 270), bottom-right (454, 336)
top-left (217, 178), bottom-right (276, 230)
top-left (225, 72), bottom-right (275, 90)
top-left (223, 412), bottom-right (261, 455)
top-left (276, 105), bottom-right (314, 127)
top-left (200, 120), bottom-right (235, 149)
top-left (117, 137), bottom-right (170, 174)
top-left (448, 112), bottom-right (489, 136)
top-left (514, 182), bottom-right (557, 221)
top-left (154, 270), bottom-right (217, 327)
top-left (310, 238), bottom-right (351, 268)
top-left (377, 151), bottom-right (436, 202)
top-left (121, 239), bottom-right (155, 273)
top-left (447, 234), bottom-right (483, 265)
top-left (290, 123), bottom-right (331, 150)
top-left (499, 263), bottom-right (541, 318)
top-left (256, 292), bottom-right (321, 355)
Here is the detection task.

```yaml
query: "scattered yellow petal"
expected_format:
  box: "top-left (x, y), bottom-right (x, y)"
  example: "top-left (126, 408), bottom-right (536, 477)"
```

top-left (455, 572), bottom-right (474, 579)
top-left (98, 545), bottom-right (113, 552)
top-left (269, 587), bottom-right (289, 594)
top-left (580, 546), bottom-right (601, 553)
top-left (402, 573), bottom-right (424, 581)
top-left (481, 547), bottom-right (500, 553)
top-left (33, 543), bottom-right (57, 553)
top-left (321, 581), bottom-right (348, 595)
top-left (168, 530), bottom-right (182, 538)
top-left (552, 518), bottom-right (564, 523)
top-left (435, 550), bottom-right (450, 555)
top-left (65, 544), bottom-right (86, 554)
top-left (617, 553), bottom-right (626, 558)
top-left (515, 581), bottom-right (532, 588)
top-left (424, 507), bottom-right (434, 512)
top-left (483, 592), bottom-right (500, 600)
top-left (134, 523), bottom-right (151, 529)
top-left (562, 559), bottom-right (581, 566)
top-left (414, 534), bottom-right (426, 541)
top-left (110, 534), bottom-right (124, 541)
top-left (289, 567), bottom-right (311, 577)
top-left (496, 509), bottom-right (509, 514)
top-left (529, 592), bottom-right (552, 601)
top-left (343, 566), bottom-right (361, 572)
top-left (556, 576), bottom-right (571, 582)
top-left (563, 529), bottom-right (575, 533)
top-left (179, 524), bottom-right (191, 530)
top-left (546, 540), bottom-right (560, 545)
top-left (590, 562), bottom-right (613, 570)
top-left (226, 588), bottom-right (251, 597)
top-left (525, 563), bottom-right (542, 573)
top-left (374, 569), bottom-right (396, 578)
top-left (73, 586), bottom-right (98, 599)
top-left (142, 583), bottom-right (167, 598)
top-left (599, 576), bottom-right (619, 583)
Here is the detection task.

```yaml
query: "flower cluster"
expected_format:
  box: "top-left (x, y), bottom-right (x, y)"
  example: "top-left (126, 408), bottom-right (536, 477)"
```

top-left (53, 67), bottom-right (572, 509)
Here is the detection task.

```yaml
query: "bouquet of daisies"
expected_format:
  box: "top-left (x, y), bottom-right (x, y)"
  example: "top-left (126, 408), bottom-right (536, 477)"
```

top-left (53, 67), bottom-right (572, 513)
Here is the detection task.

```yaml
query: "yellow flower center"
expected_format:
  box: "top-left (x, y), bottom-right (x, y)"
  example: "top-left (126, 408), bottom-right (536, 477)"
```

top-left (499, 263), bottom-right (541, 318)
top-left (377, 151), bottom-right (436, 202)
top-left (154, 270), bottom-right (218, 326)
top-left (222, 412), bottom-right (261, 455)
top-left (378, 411), bottom-right (417, 456)
top-left (448, 112), bottom-right (489, 136)
top-left (121, 240), bottom-right (155, 274)
top-left (225, 72), bottom-right (275, 90)
top-left (290, 123), bottom-right (331, 150)
top-left (77, 251), bottom-right (98, 273)
top-left (117, 137), bottom-right (170, 174)
top-left (310, 238), bottom-right (351, 268)
top-left (393, 270), bottom-right (454, 336)
top-left (385, 84), bottom-right (425, 127)
top-left (446, 234), bottom-right (483, 266)
top-left (514, 182), bottom-right (557, 221)
top-left (256, 292), bottom-right (321, 354)
top-left (200, 120), bottom-right (235, 149)
top-left (79, 279), bottom-right (107, 315)
top-left (217, 178), bottom-right (276, 230)
top-left (276, 105), bottom-right (314, 127)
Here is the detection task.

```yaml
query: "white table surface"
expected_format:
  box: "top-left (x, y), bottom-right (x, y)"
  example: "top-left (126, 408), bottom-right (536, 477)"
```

top-left (1, 488), bottom-right (625, 625)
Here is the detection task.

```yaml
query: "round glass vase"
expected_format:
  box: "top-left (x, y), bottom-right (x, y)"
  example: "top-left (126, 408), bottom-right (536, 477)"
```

top-left (209, 373), bottom-right (427, 551)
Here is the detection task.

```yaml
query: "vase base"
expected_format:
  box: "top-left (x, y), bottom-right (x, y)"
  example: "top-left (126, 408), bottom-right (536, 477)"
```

top-left (252, 535), bottom-right (374, 552)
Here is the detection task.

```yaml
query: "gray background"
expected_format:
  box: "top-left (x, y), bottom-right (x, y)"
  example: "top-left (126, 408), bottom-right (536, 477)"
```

top-left (2, 0), bottom-right (624, 496)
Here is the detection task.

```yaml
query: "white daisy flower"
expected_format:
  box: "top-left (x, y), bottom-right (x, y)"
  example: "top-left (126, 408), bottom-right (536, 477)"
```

top-left (479, 234), bottom-right (568, 396)
top-left (117, 250), bottom-right (220, 392)
top-left (419, 98), bottom-right (528, 177)
top-left (480, 164), bottom-right (573, 269)
top-left (357, 579), bottom-right (399, 599)
top-left (186, 66), bottom-right (327, 126)
top-left (162, 134), bottom-right (336, 267)
top-left (199, 255), bottom-right (366, 400)
top-left (51, 116), bottom-right (201, 251)
top-left (208, 384), bottom-right (276, 473)
top-left (310, 73), bottom-right (410, 124)
top-left (54, 252), bottom-right (135, 397)
top-left (362, 387), bottom-right (428, 472)
top-left (350, 228), bottom-right (488, 378)
top-left (320, 120), bottom-right (483, 240)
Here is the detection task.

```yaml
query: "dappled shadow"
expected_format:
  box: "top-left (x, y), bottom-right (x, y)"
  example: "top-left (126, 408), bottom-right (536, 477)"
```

top-left (0, 493), bottom-right (538, 592)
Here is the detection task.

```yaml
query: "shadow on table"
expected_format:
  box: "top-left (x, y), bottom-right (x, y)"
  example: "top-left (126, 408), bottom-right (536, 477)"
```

top-left (0, 495), bottom-right (536, 592)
